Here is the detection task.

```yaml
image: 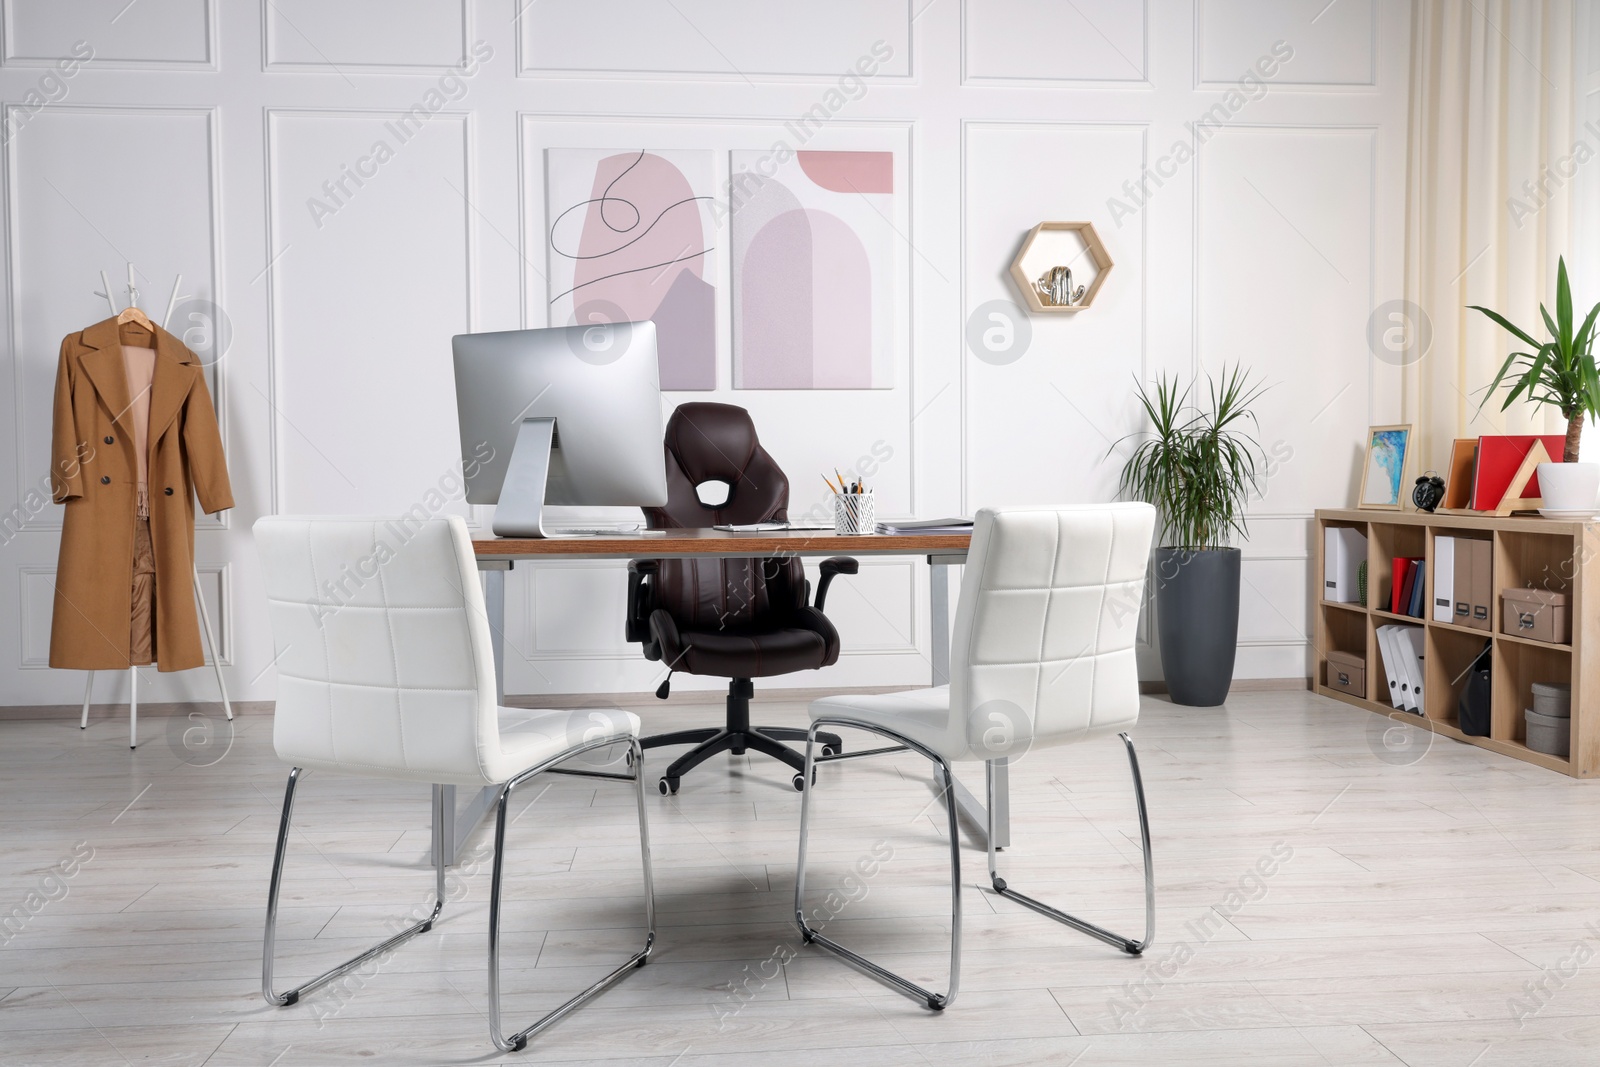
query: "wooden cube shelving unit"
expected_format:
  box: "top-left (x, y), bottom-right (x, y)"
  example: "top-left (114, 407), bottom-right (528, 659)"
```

top-left (1314, 508), bottom-right (1599, 777)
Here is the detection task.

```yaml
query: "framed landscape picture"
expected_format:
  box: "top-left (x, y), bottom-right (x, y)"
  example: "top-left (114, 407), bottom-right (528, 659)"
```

top-left (1358, 424), bottom-right (1413, 510)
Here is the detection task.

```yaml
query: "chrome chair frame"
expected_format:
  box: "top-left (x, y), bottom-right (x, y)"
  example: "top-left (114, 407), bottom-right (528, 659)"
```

top-left (262, 736), bottom-right (655, 1055)
top-left (262, 770), bottom-right (447, 1007)
top-left (488, 737), bottom-right (655, 1052)
top-left (794, 716), bottom-right (962, 1010)
top-left (986, 732), bottom-right (1154, 955)
top-left (794, 721), bottom-right (1154, 1012)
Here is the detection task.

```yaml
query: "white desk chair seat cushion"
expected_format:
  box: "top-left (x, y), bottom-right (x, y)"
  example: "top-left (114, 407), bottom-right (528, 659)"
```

top-left (811, 504), bottom-right (1155, 762)
top-left (809, 686), bottom-right (955, 757)
top-left (256, 515), bottom-right (638, 785)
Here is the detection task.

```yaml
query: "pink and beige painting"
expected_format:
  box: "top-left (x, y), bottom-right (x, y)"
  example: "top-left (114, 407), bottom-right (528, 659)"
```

top-left (546, 148), bottom-right (717, 390)
top-left (730, 149), bottom-right (896, 389)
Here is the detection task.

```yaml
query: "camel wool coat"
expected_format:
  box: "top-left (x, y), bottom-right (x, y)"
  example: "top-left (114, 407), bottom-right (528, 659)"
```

top-left (50, 316), bottom-right (233, 671)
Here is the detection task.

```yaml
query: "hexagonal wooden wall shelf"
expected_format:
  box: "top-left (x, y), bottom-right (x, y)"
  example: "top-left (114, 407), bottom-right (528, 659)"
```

top-left (1007, 221), bottom-right (1113, 314)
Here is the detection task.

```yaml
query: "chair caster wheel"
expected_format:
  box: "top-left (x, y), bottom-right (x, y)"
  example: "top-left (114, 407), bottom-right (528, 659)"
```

top-left (821, 745), bottom-right (838, 757)
top-left (792, 771), bottom-right (817, 791)
top-left (625, 749), bottom-right (636, 768)
top-left (659, 777), bottom-right (679, 795)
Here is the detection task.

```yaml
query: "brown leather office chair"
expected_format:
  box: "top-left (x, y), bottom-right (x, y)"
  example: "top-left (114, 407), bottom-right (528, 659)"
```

top-left (626, 403), bottom-right (857, 794)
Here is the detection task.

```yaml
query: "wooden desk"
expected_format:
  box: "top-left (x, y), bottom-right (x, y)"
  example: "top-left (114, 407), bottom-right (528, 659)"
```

top-left (432, 529), bottom-right (1007, 864)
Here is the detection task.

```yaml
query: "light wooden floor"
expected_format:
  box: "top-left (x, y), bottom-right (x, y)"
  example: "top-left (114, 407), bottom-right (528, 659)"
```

top-left (4, 688), bottom-right (1600, 1066)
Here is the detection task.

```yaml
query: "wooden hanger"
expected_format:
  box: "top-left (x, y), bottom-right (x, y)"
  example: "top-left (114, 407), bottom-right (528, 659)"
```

top-left (116, 304), bottom-right (154, 331)
top-left (111, 264), bottom-right (156, 343)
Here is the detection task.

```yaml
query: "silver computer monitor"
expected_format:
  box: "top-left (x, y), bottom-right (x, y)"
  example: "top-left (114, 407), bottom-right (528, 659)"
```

top-left (452, 321), bottom-right (667, 537)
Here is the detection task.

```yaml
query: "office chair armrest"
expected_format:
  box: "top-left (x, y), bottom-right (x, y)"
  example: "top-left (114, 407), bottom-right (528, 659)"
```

top-left (626, 560), bottom-right (659, 653)
top-left (815, 557), bottom-right (859, 613)
top-left (647, 607), bottom-right (683, 668)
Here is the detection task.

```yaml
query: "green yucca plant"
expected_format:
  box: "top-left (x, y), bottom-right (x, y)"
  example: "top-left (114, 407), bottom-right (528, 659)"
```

top-left (1116, 365), bottom-right (1269, 551)
top-left (1470, 256), bottom-right (1600, 463)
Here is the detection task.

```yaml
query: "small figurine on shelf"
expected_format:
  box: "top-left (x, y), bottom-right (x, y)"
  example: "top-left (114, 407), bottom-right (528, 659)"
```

top-left (1035, 266), bottom-right (1086, 308)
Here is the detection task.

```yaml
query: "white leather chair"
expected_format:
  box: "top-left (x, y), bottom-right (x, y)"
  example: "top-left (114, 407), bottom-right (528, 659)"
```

top-left (795, 504), bottom-right (1157, 1009)
top-left (254, 516), bottom-right (654, 1052)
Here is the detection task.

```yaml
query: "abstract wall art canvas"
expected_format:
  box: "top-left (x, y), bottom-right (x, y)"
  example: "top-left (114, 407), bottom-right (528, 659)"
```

top-left (730, 149), bottom-right (896, 389)
top-left (546, 149), bottom-right (717, 390)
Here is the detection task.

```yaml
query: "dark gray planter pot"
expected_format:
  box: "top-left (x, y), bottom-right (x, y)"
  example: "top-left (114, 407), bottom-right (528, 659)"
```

top-left (1154, 547), bottom-right (1241, 707)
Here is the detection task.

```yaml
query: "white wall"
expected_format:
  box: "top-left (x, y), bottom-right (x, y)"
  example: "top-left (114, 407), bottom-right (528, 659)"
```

top-left (0, 0), bottom-right (1410, 705)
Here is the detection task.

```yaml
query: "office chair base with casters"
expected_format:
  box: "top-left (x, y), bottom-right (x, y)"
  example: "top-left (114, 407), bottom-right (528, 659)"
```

top-left (643, 678), bottom-right (842, 793)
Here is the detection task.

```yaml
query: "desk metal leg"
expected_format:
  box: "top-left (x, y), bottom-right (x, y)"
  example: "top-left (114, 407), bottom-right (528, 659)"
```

top-left (434, 563), bottom-right (510, 868)
top-left (929, 557), bottom-right (950, 688)
top-left (484, 565), bottom-right (507, 705)
top-left (928, 555), bottom-right (1009, 850)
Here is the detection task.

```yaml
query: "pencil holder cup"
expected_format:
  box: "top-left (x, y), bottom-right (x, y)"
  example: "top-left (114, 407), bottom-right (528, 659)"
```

top-left (834, 492), bottom-right (875, 535)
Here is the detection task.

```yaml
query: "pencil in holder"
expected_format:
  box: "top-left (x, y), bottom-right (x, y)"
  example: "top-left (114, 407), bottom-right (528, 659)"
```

top-left (834, 491), bottom-right (875, 535)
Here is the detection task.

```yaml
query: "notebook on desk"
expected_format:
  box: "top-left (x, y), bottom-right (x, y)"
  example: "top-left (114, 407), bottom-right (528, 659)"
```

top-left (875, 517), bottom-right (974, 535)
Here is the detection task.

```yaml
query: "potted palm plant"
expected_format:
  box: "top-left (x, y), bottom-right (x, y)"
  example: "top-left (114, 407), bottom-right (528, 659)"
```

top-left (1470, 256), bottom-right (1600, 511)
top-left (1117, 365), bottom-right (1268, 707)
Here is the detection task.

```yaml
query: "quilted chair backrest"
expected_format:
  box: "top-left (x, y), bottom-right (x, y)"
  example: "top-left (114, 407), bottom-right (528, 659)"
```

top-left (948, 504), bottom-right (1156, 762)
top-left (254, 516), bottom-right (500, 785)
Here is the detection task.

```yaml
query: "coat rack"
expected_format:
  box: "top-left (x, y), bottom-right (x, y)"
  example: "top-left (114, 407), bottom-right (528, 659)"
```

top-left (79, 264), bottom-right (232, 748)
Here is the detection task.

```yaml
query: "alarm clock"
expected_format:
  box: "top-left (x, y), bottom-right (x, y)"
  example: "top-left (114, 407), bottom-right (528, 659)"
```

top-left (1413, 472), bottom-right (1445, 512)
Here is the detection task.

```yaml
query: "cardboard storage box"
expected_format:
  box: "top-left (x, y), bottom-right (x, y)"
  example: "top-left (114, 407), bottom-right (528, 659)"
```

top-left (1326, 651), bottom-right (1366, 697)
top-left (1501, 589), bottom-right (1570, 645)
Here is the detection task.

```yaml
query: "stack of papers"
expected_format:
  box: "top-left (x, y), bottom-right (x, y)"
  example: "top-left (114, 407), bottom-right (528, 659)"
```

top-left (875, 518), bottom-right (974, 535)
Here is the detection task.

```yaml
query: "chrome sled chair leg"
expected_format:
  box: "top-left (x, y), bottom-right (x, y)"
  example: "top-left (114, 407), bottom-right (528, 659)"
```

top-left (262, 771), bottom-right (447, 1006)
top-left (488, 738), bottom-right (656, 1052)
top-left (793, 718), bottom-right (962, 1011)
top-left (986, 732), bottom-right (1154, 955)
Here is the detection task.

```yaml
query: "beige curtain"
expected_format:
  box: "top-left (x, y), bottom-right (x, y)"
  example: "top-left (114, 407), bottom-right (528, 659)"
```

top-left (1405, 0), bottom-right (1577, 472)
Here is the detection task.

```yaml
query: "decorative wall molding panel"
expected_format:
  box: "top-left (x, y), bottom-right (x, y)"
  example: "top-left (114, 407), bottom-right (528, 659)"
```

top-left (264, 109), bottom-right (473, 518)
top-left (963, 0), bottom-right (1148, 86)
top-left (2, 0), bottom-right (215, 70)
top-left (1196, 0), bottom-right (1378, 88)
top-left (515, 0), bottom-right (912, 80)
top-left (5, 105), bottom-right (222, 534)
top-left (0, 0), bottom-right (1410, 705)
top-left (17, 562), bottom-right (229, 668)
top-left (263, 0), bottom-right (470, 72)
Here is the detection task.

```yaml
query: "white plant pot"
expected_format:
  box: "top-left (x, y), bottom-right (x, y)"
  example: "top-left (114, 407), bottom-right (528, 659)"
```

top-left (1535, 461), bottom-right (1600, 512)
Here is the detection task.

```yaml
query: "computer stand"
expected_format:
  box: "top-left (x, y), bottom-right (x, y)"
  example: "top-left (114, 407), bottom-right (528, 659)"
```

top-left (492, 417), bottom-right (555, 538)
top-left (642, 679), bottom-right (844, 794)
